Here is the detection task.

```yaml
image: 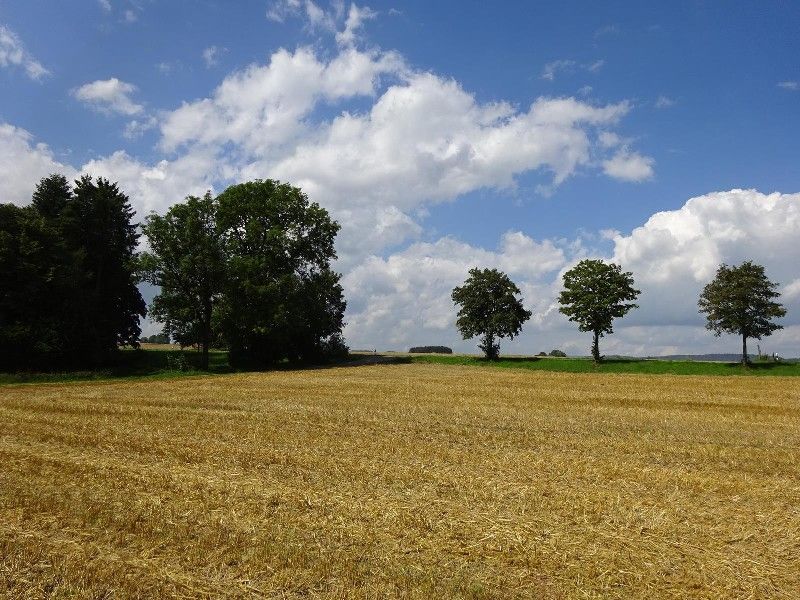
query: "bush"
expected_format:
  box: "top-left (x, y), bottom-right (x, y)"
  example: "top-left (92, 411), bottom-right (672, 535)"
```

top-left (537, 351), bottom-right (547, 356)
top-left (320, 333), bottom-right (350, 361)
top-left (409, 346), bottom-right (453, 354)
top-left (166, 352), bottom-right (191, 372)
top-left (549, 349), bottom-right (567, 357)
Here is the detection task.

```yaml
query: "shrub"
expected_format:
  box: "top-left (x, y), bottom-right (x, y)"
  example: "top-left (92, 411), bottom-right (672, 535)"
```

top-left (537, 351), bottom-right (547, 356)
top-left (549, 349), bottom-right (567, 357)
top-left (409, 346), bottom-right (453, 354)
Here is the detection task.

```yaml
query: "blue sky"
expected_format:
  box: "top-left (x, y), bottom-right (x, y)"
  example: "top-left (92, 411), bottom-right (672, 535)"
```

top-left (2, 1), bottom-right (799, 355)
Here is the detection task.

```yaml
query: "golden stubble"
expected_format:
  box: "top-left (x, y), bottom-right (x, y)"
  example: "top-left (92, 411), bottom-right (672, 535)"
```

top-left (1, 364), bottom-right (799, 598)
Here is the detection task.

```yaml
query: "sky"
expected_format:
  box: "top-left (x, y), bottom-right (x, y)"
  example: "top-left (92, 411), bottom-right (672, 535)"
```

top-left (1, 0), bottom-right (799, 357)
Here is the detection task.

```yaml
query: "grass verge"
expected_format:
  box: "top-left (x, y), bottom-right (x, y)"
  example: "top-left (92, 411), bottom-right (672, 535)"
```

top-left (409, 353), bottom-right (800, 376)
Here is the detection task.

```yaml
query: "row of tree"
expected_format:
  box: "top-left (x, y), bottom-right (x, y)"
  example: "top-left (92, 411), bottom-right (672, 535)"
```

top-left (452, 259), bottom-right (786, 364)
top-left (0, 176), bottom-right (347, 370)
top-left (1, 173), bottom-right (787, 370)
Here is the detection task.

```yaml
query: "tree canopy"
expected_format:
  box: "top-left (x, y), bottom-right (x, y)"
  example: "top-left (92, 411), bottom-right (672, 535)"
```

top-left (215, 179), bottom-right (347, 367)
top-left (140, 192), bottom-right (225, 370)
top-left (698, 261), bottom-right (786, 364)
top-left (558, 259), bottom-right (640, 362)
top-left (452, 268), bottom-right (531, 360)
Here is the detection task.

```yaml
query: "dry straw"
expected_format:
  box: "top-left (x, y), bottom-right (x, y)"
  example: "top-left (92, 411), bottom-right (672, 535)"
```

top-left (1, 364), bottom-right (799, 598)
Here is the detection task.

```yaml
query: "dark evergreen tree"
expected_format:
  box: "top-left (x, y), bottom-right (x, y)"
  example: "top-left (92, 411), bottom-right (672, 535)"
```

top-left (59, 176), bottom-right (145, 364)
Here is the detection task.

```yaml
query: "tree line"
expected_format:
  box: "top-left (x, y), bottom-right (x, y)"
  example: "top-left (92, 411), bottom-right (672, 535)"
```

top-left (452, 259), bottom-right (787, 365)
top-left (1, 173), bottom-right (788, 371)
top-left (1, 175), bottom-right (347, 371)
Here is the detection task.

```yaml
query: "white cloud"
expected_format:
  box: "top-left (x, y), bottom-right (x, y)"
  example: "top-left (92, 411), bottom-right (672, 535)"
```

top-left (124, 9), bottom-right (137, 23)
top-left (202, 46), bottom-right (227, 68)
top-left (0, 124), bottom-right (77, 205)
top-left (342, 233), bottom-right (566, 347)
top-left (586, 59), bottom-right (605, 73)
top-left (342, 189), bottom-right (800, 356)
top-left (655, 95), bottom-right (675, 108)
top-left (541, 59), bottom-right (575, 81)
top-left (602, 149), bottom-right (654, 182)
top-left (0, 24), bottom-right (49, 80)
top-left (336, 4), bottom-right (377, 46)
top-left (777, 81), bottom-right (798, 91)
top-left (98, 0), bottom-right (112, 12)
top-left (72, 78), bottom-right (144, 116)
top-left (123, 116), bottom-right (158, 139)
top-left (611, 189), bottom-right (800, 332)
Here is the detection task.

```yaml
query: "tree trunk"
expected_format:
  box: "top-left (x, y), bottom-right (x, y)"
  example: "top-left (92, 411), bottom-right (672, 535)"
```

top-left (742, 334), bottom-right (748, 366)
top-left (591, 330), bottom-right (601, 363)
top-left (201, 296), bottom-right (212, 371)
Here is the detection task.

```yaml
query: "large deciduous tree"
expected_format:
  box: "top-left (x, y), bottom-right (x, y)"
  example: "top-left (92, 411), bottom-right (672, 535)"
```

top-left (215, 180), bottom-right (346, 367)
top-left (452, 268), bottom-right (531, 360)
top-left (698, 261), bottom-right (786, 365)
top-left (140, 192), bottom-right (225, 370)
top-left (558, 259), bottom-right (640, 362)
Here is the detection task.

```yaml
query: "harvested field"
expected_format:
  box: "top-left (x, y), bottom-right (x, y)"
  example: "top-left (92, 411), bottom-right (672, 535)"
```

top-left (1, 363), bottom-right (799, 598)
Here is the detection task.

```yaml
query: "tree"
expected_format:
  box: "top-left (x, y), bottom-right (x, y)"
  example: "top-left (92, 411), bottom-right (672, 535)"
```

top-left (140, 193), bottom-right (225, 370)
top-left (59, 176), bottom-right (145, 364)
top-left (0, 204), bottom-right (69, 368)
top-left (452, 268), bottom-right (531, 360)
top-left (1, 174), bottom-right (145, 369)
top-left (698, 261), bottom-right (786, 365)
top-left (215, 180), bottom-right (346, 367)
top-left (558, 259), bottom-right (640, 362)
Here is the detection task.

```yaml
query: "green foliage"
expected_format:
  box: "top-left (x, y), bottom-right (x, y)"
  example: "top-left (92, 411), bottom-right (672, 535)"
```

top-left (558, 259), bottom-right (640, 362)
top-left (1, 174), bottom-right (144, 369)
top-left (215, 180), bottom-right (346, 367)
top-left (140, 192), bottom-right (225, 369)
top-left (549, 349), bottom-right (567, 357)
top-left (140, 332), bottom-right (170, 344)
top-left (409, 346), bottom-right (453, 354)
top-left (451, 268), bottom-right (531, 360)
top-left (64, 176), bottom-right (146, 361)
top-left (698, 261), bottom-right (786, 364)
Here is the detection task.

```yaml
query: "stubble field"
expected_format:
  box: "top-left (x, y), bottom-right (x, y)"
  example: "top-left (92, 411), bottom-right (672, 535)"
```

top-left (1, 363), bottom-right (799, 598)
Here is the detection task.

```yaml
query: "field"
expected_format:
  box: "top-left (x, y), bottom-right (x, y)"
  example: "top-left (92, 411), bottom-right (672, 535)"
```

top-left (1, 363), bottom-right (799, 598)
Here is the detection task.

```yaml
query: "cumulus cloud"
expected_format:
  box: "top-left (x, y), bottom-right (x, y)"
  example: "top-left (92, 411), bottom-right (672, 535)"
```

top-left (0, 124), bottom-right (77, 204)
top-left (72, 78), bottom-right (144, 116)
top-left (0, 24), bottom-right (49, 80)
top-left (602, 149), bottom-right (654, 181)
top-left (342, 233), bottom-right (567, 348)
top-left (342, 189), bottom-right (800, 356)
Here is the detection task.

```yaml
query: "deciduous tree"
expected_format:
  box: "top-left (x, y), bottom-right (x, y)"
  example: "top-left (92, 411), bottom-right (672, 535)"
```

top-left (698, 261), bottom-right (786, 365)
top-left (215, 180), bottom-right (346, 367)
top-left (558, 259), bottom-right (640, 362)
top-left (452, 268), bottom-right (531, 360)
top-left (141, 193), bottom-right (225, 370)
